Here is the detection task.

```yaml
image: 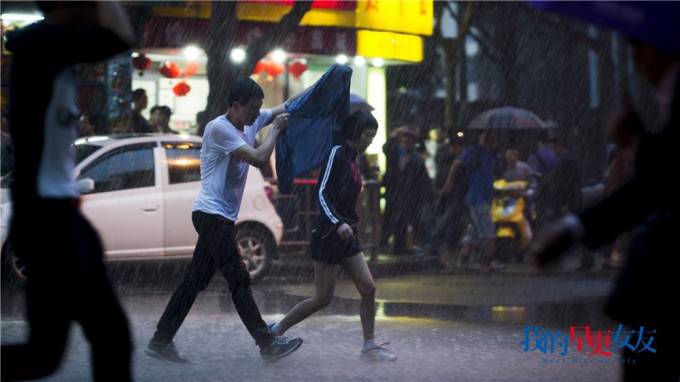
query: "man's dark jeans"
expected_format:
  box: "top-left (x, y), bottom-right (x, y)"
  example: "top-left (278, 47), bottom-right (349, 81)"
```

top-left (154, 211), bottom-right (273, 348)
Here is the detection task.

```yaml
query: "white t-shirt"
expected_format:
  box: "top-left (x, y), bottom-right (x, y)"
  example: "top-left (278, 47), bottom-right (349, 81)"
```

top-left (192, 110), bottom-right (273, 221)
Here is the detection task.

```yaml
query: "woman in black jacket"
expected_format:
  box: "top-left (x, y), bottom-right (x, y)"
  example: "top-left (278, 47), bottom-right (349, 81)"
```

top-left (269, 111), bottom-right (397, 362)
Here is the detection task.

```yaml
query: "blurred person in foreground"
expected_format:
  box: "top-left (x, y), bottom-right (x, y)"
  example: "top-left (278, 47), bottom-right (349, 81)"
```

top-left (2, 1), bottom-right (135, 381)
top-left (529, 2), bottom-right (680, 381)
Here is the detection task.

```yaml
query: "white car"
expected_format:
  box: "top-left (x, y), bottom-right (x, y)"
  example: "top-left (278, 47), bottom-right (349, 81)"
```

top-left (0, 134), bottom-right (283, 281)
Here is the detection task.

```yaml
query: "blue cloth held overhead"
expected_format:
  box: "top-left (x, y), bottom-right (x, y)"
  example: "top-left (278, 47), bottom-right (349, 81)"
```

top-left (276, 64), bottom-right (352, 193)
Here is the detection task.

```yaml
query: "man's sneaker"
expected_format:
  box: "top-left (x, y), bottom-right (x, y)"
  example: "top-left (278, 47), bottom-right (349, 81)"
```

top-left (144, 340), bottom-right (191, 364)
top-left (360, 343), bottom-right (397, 362)
top-left (260, 336), bottom-right (303, 363)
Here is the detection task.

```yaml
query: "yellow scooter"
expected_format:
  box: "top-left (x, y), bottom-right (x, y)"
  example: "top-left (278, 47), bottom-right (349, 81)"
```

top-left (491, 179), bottom-right (533, 261)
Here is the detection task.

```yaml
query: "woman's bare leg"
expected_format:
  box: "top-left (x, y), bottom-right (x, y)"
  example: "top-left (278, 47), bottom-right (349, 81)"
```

top-left (340, 253), bottom-right (376, 341)
top-left (276, 261), bottom-right (337, 335)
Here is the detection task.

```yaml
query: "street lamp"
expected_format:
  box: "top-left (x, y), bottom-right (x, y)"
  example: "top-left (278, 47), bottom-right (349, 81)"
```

top-left (230, 47), bottom-right (246, 64)
top-left (183, 45), bottom-right (202, 60)
top-left (272, 49), bottom-right (287, 64)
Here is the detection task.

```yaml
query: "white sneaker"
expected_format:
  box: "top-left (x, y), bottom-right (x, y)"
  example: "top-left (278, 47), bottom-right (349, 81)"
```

top-left (360, 342), bottom-right (397, 362)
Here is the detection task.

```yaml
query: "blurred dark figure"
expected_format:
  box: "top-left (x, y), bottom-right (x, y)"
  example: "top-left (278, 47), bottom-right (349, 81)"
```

top-left (428, 136), bottom-right (467, 256)
top-left (110, 115), bottom-right (132, 135)
top-left (602, 111), bottom-right (643, 269)
top-left (2, 2), bottom-right (135, 381)
top-left (356, 153), bottom-right (378, 180)
top-left (130, 88), bottom-right (151, 133)
top-left (381, 125), bottom-right (432, 255)
top-left (530, 5), bottom-right (680, 380)
top-left (78, 114), bottom-right (96, 137)
top-left (502, 148), bottom-right (533, 182)
top-left (538, 139), bottom-right (583, 221)
top-left (195, 110), bottom-right (209, 137)
top-left (1, 115), bottom-right (14, 179)
top-left (434, 136), bottom-right (465, 190)
top-left (150, 105), bottom-right (179, 134)
top-left (379, 127), bottom-right (403, 249)
top-left (441, 131), bottom-right (499, 269)
top-left (527, 134), bottom-right (558, 176)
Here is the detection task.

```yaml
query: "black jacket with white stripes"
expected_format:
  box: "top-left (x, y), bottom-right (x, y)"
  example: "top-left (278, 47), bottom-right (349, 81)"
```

top-left (314, 143), bottom-right (362, 233)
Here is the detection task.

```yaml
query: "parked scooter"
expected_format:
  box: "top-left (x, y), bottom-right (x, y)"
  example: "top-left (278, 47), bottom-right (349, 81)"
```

top-left (491, 179), bottom-right (533, 262)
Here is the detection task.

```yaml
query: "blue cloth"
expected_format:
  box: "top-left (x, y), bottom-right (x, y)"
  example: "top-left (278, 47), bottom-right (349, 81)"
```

top-left (276, 64), bottom-right (352, 193)
top-left (461, 146), bottom-right (498, 206)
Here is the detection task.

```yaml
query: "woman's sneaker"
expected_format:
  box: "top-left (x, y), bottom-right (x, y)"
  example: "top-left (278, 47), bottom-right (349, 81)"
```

top-left (260, 336), bottom-right (303, 363)
top-left (360, 342), bottom-right (397, 362)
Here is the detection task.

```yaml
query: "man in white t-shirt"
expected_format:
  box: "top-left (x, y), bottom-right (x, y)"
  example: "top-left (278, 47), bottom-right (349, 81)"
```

top-left (146, 77), bottom-right (303, 364)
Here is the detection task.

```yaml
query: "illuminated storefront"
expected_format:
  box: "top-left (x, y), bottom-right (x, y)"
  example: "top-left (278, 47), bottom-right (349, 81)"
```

top-left (134, 0), bottom-right (433, 170)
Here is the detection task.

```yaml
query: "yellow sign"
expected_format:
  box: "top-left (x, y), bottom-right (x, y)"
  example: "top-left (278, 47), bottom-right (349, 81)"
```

top-left (236, 0), bottom-right (433, 36)
top-left (357, 30), bottom-right (423, 62)
top-left (356, 0), bottom-right (433, 36)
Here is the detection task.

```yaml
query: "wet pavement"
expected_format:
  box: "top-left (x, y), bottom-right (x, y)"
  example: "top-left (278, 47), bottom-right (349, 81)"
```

top-left (1, 255), bottom-right (624, 381)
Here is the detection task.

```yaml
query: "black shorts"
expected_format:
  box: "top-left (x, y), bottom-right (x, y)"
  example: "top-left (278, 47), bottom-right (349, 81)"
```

top-left (308, 226), bottom-right (362, 265)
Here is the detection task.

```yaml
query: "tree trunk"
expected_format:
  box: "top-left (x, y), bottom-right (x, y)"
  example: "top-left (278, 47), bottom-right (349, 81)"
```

top-left (202, 1), bottom-right (312, 121)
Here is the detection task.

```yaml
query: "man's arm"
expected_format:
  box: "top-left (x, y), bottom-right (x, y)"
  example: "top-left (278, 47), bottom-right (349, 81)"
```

top-left (232, 113), bottom-right (288, 167)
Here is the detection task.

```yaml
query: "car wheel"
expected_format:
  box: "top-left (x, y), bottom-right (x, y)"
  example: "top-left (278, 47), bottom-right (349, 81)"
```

top-left (1, 240), bottom-right (27, 286)
top-left (235, 225), bottom-right (275, 281)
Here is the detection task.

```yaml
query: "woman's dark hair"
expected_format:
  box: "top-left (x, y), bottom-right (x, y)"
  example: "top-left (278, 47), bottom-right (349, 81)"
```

top-left (341, 111), bottom-right (378, 142)
top-left (227, 77), bottom-right (264, 107)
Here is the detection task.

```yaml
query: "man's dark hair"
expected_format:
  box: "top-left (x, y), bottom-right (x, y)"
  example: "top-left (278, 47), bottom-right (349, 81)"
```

top-left (150, 105), bottom-right (172, 117)
top-left (132, 88), bottom-right (146, 101)
top-left (227, 77), bottom-right (264, 108)
top-left (342, 111), bottom-right (378, 142)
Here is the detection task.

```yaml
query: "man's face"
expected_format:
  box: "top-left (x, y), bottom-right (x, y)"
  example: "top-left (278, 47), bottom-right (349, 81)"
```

top-left (234, 97), bottom-right (263, 126)
top-left (399, 134), bottom-right (416, 152)
top-left (135, 94), bottom-right (148, 111)
top-left (482, 133), bottom-right (498, 150)
top-left (151, 110), bottom-right (169, 127)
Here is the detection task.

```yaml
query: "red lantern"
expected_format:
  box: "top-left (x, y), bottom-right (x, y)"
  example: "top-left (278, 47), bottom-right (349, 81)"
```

top-left (159, 61), bottom-right (181, 78)
top-left (172, 81), bottom-right (191, 97)
top-left (252, 60), bottom-right (266, 75)
top-left (183, 61), bottom-right (199, 77)
top-left (132, 53), bottom-right (152, 75)
top-left (288, 60), bottom-right (308, 79)
top-left (265, 62), bottom-right (285, 78)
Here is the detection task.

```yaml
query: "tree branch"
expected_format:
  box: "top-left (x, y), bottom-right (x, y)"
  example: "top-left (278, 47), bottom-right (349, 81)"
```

top-left (245, 1), bottom-right (312, 74)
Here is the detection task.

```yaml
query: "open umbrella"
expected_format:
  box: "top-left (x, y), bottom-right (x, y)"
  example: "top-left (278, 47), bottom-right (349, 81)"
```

top-left (349, 93), bottom-right (374, 114)
top-left (467, 106), bottom-right (549, 130)
top-left (529, 1), bottom-right (680, 54)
